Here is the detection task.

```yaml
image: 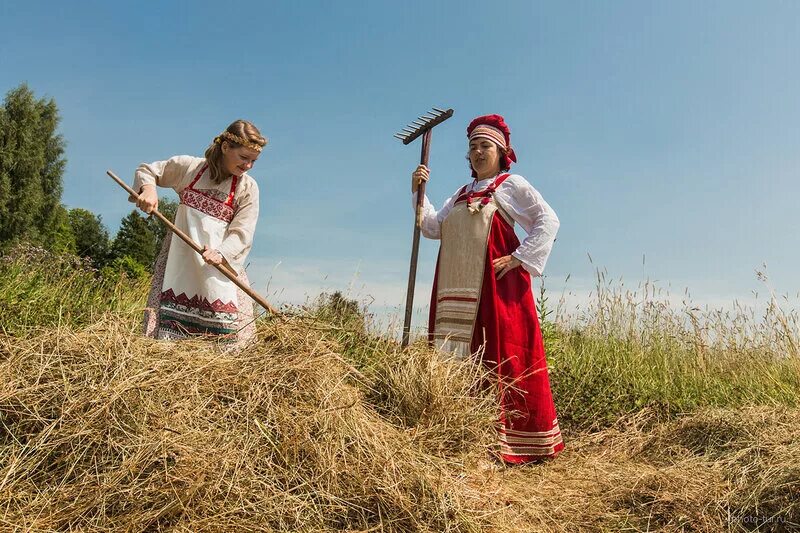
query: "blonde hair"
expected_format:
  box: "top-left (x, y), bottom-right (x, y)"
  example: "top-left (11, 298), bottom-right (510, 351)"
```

top-left (204, 120), bottom-right (267, 183)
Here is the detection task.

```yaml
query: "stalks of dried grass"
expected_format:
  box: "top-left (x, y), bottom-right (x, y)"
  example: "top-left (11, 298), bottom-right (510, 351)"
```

top-left (3, 250), bottom-right (799, 531)
top-left (364, 341), bottom-right (496, 459)
top-left (481, 407), bottom-right (800, 532)
top-left (0, 314), bottom-right (497, 531)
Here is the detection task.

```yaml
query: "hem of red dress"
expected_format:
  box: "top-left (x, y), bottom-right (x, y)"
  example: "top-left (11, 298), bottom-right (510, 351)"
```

top-left (498, 442), bottom-right (564, 465)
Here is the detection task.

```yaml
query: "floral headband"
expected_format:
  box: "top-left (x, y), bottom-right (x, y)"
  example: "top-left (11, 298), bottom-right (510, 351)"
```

top-left (214, 131), bottom-right (265, 152)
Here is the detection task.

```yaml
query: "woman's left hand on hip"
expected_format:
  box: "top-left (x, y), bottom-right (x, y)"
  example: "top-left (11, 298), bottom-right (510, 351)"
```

top-left (493, 255), bottom-right (521, 279)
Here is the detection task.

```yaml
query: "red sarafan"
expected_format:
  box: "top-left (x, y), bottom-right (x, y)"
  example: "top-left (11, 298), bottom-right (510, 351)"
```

top-left (414, 113), bottom-right (563, 463)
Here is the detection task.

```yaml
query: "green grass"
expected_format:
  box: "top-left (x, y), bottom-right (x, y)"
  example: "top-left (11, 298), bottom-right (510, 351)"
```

top-left (0, 244), bottom-right (148, 335)
top-left (549, 331), bottom-right (800, 432)
top-left (544, 272), bottom-right (800, 432)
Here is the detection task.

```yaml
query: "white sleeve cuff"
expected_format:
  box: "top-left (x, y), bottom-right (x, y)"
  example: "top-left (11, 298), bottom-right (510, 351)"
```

top-left (512, 251), bottom-right (541, 277)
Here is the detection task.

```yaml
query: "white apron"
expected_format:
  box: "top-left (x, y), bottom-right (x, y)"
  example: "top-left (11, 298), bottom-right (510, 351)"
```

top-left (433, 173), bottom-right (511, 357)
top-left (157, 164), bottom-right (241, 339)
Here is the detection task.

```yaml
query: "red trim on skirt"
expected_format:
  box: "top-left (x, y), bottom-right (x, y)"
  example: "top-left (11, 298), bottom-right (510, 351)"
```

top-left (429, 211), bottom-right (563, 463)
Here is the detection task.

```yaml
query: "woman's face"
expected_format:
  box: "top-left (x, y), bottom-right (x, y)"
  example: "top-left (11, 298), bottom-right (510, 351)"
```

top-left (222, 143), bottom-right (260, 177)
top-left (469, 138), bottom-right (501, 179)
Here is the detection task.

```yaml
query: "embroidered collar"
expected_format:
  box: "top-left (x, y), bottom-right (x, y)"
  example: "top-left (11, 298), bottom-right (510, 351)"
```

top-left (469, 172), bottom-right (506, 192)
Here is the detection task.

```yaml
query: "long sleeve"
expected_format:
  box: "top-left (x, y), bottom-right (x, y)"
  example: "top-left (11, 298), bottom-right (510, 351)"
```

top-left (130, 155), bottom-right (203, 201)
top-left (411, 188), bottom-right (460, 240)
top-left (494, 174), bottom-right (560, 277)
top-left (218, 175), bottom-right (259, 274)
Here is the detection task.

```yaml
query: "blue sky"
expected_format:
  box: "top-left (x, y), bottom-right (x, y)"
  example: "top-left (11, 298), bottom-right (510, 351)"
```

top-left (1, 1), bottom-right (798, 328)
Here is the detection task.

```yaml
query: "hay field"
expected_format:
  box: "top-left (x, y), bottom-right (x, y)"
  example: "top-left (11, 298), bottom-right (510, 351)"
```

top-left (1, 248), bottom-right (798, 531)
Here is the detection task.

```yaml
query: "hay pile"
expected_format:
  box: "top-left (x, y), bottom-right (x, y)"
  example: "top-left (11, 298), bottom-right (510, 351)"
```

top-left (0, 315), bottom-right (496, 531)
top-left (2, 311), bottom-right (799, 532)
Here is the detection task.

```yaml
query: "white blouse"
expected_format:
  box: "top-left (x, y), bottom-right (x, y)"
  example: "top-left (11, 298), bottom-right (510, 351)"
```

top-left (413, 173), bottom-right (559, 277)
top-left (132, 155), bottom-right (259, 273)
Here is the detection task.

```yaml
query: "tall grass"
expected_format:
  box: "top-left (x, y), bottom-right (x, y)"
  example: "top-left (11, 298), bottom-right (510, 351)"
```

top-left (546, 269), bottom-right (800, 432)
top-left (0, 245), bottom-right (148, 335)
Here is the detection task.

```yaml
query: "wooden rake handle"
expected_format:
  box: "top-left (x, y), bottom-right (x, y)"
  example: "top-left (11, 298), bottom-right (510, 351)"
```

top-left (396, 108), bottom-right (453, 348)
top-left (414, 130), bottom-right (432, 228)
top-left (106, 170), bottom-right (280, 316)
top-left (402, 129), bottom-right (432, 348)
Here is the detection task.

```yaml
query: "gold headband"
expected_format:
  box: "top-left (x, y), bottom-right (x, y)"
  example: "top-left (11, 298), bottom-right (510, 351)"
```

top-left (214, 131), bottom-right (265, 152)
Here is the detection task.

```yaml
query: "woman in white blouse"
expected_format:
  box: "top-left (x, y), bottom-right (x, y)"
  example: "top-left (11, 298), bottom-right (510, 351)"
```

top-left (132, 119), bottom-right (266, 349)
top-left (411, 114), bottom-right (563, 464)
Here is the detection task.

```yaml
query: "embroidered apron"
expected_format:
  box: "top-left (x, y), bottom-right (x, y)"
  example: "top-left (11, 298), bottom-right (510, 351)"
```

top-left (157, 165), bottom-right (240, 339)
top-left (434, 174), bottom-right (511, 357)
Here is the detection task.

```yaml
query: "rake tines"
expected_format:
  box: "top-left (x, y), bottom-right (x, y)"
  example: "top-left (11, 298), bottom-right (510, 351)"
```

top-left (393, 107), bottom-right (454, 145)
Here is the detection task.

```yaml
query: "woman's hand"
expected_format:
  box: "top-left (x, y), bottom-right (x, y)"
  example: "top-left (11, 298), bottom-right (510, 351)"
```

top-left (493, 255), bottom-right (522, 279)
top-left (136, 184), bottom-right (159, 214)
top-left (201, 246), bottom-right (225, 266)
top-left (411, 164), bottom-right (429, 193)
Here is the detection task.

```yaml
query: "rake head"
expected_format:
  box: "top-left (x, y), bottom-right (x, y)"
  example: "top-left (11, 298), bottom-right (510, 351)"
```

top-left (393, 107), bottom-right (454, 145)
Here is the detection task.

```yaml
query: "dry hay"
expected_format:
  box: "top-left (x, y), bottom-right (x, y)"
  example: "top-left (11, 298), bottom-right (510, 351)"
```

top-left (1, 315), bottom-right (799, 532)
top-left (475, 407), bottom-right (800, 532)
top-left (0, 315), bottom-right (496, 532)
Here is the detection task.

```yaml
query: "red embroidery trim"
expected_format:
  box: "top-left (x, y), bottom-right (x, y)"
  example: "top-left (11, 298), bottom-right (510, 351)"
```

top-left (456, 173), bottom-right (510, 205)
top-left (438, 296), bottom-right (478, 303)
top-left (160, 288), bottom-right (239, 313)
top-left (182, 189), bottom-right (235, 222)
top-left (180, 164), bottom-right (238, 222)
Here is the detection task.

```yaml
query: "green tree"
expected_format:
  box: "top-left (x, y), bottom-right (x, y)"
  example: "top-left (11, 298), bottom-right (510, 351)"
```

top-left (0, 83), bottom-right (66, 247)
top-left (50, 205), bottom-right (76, 254)
top-left (68, 208), bottom-right (111, 267)
top-left (111, 211), bottom-right (155, 268)
top-left (109, 197), bottom-right (178, 273)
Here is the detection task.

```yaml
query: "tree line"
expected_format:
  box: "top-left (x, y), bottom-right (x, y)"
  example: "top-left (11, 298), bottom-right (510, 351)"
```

top-left (0, 83), bottom-right (174, 277)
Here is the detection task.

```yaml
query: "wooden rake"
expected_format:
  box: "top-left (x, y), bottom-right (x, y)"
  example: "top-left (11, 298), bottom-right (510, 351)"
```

top-left (394, 107), bottom-right (454, 348)
top-left (106, 170), bottom-right (280, 316)
top-left (106, 171), bottom-right (380, 383)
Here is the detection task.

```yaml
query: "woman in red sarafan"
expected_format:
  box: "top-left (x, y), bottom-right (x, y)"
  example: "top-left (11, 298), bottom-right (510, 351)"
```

top-left (130, 120), bottom-right (266, 350)
top-left (411, 114), bottom-right (563, 463)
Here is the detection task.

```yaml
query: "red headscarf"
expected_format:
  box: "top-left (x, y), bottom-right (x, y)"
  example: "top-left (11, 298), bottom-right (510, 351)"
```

top-left (466, 114), bottom-right (517, 178)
